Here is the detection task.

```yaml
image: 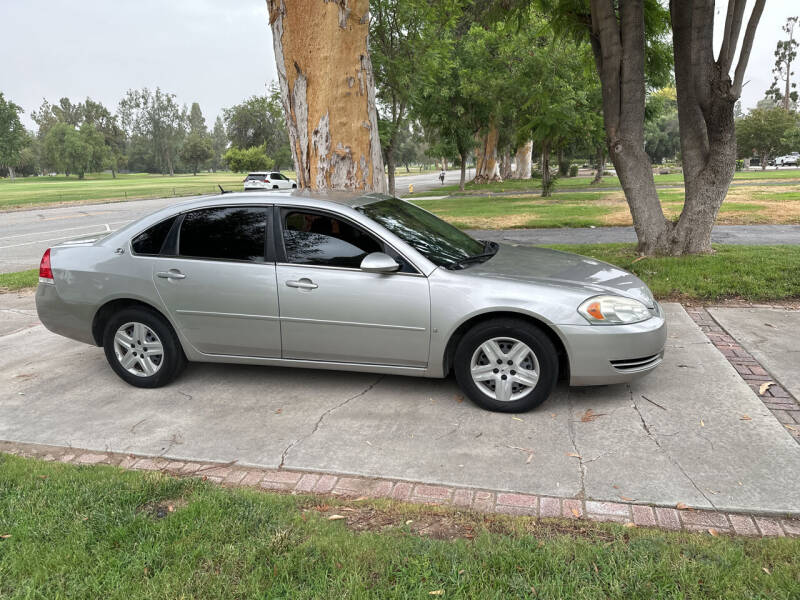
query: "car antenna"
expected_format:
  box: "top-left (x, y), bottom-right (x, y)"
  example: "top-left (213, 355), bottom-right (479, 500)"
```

top-left (218, 184), bottom-right (233, 194)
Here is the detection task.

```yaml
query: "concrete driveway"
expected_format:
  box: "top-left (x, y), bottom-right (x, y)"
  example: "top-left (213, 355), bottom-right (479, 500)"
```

top-left (2, 291), bottom-right (799, 516)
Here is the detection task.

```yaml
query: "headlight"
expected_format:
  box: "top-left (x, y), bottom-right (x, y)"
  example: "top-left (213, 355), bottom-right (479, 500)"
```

top-left (577, 295), bottom-right (651, 325)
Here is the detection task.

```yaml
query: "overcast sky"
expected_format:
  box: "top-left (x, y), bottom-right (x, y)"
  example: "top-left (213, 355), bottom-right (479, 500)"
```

top-left (1, 1), bottom-right (796, 130)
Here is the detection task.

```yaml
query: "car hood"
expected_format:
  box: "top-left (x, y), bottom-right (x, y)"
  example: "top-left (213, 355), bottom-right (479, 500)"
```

top-left (466, 243), bottom-right (655, 307)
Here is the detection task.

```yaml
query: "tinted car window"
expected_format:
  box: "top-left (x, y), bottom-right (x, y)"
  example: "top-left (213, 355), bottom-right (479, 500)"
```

top-left (283, 211), bottom-right (384, 269)
top-left (271, 173), bottom-right (285, 180)
top-left (246, 174), bottom-right (266, 181)
top-left (131, 216), bottom-right (177, 256)
top-left (179, 207), bottom-right (267, 262)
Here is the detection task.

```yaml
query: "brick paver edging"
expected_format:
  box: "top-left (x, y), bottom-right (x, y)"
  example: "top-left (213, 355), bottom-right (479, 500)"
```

top-left (685, 307), bottom-right (800, 443)
top-left (2, 441), bottom-right (798, 538)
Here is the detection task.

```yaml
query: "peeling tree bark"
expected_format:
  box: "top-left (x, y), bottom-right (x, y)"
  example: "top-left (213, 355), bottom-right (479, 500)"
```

top-left (513, 140), bottom-right (532, 179)
top-left (267, 0), bottom-right (387, 193)
top-left (499, 148), bottom-right (512, 180)
top-left (473, 121), bottom-right (502, 183)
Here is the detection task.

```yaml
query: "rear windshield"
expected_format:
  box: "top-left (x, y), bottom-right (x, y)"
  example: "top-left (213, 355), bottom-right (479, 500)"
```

top-left (246, 174), bottom-right (266, 180)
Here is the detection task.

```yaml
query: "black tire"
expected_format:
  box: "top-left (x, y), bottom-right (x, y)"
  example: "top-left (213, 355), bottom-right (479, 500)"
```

top-left (273, 185), bottom-right (279, 189)
top-left (292, 184), bottom-right (297, 189)
top-left (102, 307), bottom-right (186, 388)
top-left (453, 318), bottom-right (558, 412)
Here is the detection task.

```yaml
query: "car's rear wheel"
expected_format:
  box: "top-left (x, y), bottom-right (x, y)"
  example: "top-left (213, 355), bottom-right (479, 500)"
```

top-left (454, 318), bottom-right (558, 412)
top-left (102, 307), bottom-right (186, 388)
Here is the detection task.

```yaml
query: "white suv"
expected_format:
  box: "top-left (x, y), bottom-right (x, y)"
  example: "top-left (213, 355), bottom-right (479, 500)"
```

top-left (775, 152), bottom-right (799, 167)
top-left (243, 172), bottom-right (298, 190)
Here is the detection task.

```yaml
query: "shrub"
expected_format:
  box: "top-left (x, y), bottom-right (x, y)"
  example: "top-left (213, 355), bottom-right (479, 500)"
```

top-left (224, 145), bottom-right (274, 173)
top-left (558, 160), bottom-right (570, 177)
top-left (568, 164), bottom-right (579, 177)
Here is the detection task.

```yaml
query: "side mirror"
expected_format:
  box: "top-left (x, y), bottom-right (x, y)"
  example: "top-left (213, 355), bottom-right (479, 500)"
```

top-left (360, 252), bottom-right (400, 273)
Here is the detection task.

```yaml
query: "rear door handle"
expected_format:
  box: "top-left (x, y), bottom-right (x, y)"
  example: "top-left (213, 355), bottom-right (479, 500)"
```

top-left (156, 269), bottom-right (186, 280)
top-left (286, 278), bottom-right (317, 290)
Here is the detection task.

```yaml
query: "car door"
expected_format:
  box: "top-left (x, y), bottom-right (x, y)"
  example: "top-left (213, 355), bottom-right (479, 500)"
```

top-left (275, 207), bottom-right (430, 366)
top-left (151, 205), bottom-right (281, 357)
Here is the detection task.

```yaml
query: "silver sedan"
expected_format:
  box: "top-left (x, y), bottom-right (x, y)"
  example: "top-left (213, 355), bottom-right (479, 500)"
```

top-left (35, 192), bottom-right (666, 412)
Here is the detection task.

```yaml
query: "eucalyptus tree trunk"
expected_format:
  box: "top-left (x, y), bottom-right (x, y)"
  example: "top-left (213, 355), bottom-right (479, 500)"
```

top-left (513, 141), bottom-right (532, 179)
top-left (473, 122), bottom-right (502, 183)
top-left (267, 0), bottom-right (387, 192)
top-left (588, 0), bottom-right (765, 255)
top-left (7, 166), bottom-right (15, 181)
top-left (499, 148), bottom-right (512, 179)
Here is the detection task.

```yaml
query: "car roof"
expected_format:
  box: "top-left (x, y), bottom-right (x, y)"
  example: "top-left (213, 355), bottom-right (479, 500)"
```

top-left (170, 190), bottom-right (388, 210)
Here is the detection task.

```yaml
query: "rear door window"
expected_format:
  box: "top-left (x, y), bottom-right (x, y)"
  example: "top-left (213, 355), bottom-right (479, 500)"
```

top-left (179, 207), bottom-right (267, 262)
top-left (131, 216), bottom-right (178, 255)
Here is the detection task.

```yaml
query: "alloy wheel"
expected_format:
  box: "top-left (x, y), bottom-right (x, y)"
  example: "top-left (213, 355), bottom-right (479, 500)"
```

top-left (113, 322), bottom-right (164, 377)
top-left (470, 337), bottom-right (540, 402)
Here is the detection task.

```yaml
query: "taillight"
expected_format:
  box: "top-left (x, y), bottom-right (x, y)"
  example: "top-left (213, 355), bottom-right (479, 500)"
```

top-left (39, 248), bottom-right (53, 282)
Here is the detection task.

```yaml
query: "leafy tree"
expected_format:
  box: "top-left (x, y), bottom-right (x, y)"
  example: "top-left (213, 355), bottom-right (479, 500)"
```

top-left (0, 92), bottom-right (26, 180)
top-left (223, 145), bottom-right (273, 173)
top-left (118, 88), bottom-right (187, 175)
top-left (414, 8), bottom-right (488, 191)
top-left (188, 102), bottom-right (208, 135)
top-left (644, 87), bottom-right (680, 164)
top-left (180, 133), bottom-right (213, 175)
top-left (736, 107), bottom-right (799, 169)
top-left (211, 116), bottom-right (228, 171)
top-left (766, 16), bottom-right (799, 111)
top-left (371, 0), bottom-right (456, 195)
top-left (81, 99), bottom-right (125, 177)
top-left (532, 0), bottom-right (765, 255)
top-left (223, 88), bottom-right (288, 162)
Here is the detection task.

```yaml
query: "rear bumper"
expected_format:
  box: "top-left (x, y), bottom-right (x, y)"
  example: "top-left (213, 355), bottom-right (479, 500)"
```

top-left (35, 282), bottom-right (96, 346)
top-left (560, 303), bottom-right (667, 386)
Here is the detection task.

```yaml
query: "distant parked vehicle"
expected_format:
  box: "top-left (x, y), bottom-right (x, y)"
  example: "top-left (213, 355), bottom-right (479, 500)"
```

top-left (244, 172), bottom-right (298, 190)
top-left (775, 152), bottom-right (800, 167)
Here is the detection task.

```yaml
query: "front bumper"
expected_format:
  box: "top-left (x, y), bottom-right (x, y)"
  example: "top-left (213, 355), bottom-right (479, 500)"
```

top-left (35, 282), bottom-right (96, 346)
top-left (560, 302), bottom-right (667, 386)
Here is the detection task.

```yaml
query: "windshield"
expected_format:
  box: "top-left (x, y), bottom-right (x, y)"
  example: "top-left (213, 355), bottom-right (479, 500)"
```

top-left (357, 197), bottom-right (486, 268)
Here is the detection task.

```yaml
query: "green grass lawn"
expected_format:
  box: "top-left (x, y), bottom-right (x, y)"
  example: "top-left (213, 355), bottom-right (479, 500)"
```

top-left (0, 270), bottom-right (38, 291)
top-left (414, 184), bottom-right (800, 229)
top-left (1, 454), bottom-right (798, 599)
top-left (3, 245), bottom-right (797, 301)
top-left (0, 172), bottom-right (295, 209)
top-left (406, 168), bottom-right (800, 197)
top-left (544, 244), bottom-right (800, 301)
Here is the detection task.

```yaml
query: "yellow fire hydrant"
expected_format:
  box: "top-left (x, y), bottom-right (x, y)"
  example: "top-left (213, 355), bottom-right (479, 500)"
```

top-left (408, 184), bottom-right (414, 193)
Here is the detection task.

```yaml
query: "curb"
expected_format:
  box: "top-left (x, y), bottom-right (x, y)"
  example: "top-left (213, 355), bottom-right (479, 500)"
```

top-left (2, 440), bottom-right (798, 539)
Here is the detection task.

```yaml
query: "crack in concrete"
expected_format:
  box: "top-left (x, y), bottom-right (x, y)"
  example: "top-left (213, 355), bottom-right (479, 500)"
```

top-left (629, 385), bottom-right (719, 511)
top-left (278, 375), bottom-right (384, 470)
top-left (565, 387), bottom-right (586, 499)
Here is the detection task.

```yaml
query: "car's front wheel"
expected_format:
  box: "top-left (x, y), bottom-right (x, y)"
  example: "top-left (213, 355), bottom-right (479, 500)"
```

top-left (102, 307), bottom-right (186, 388)
top-left (454, 318), bottom-right (558, 412)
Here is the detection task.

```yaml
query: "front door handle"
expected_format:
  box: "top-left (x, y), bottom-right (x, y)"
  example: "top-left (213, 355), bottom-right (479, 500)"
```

top-left (286, 278), bottom-right (318, 290)
top-left (156, 269), bottom-right (186, 280)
